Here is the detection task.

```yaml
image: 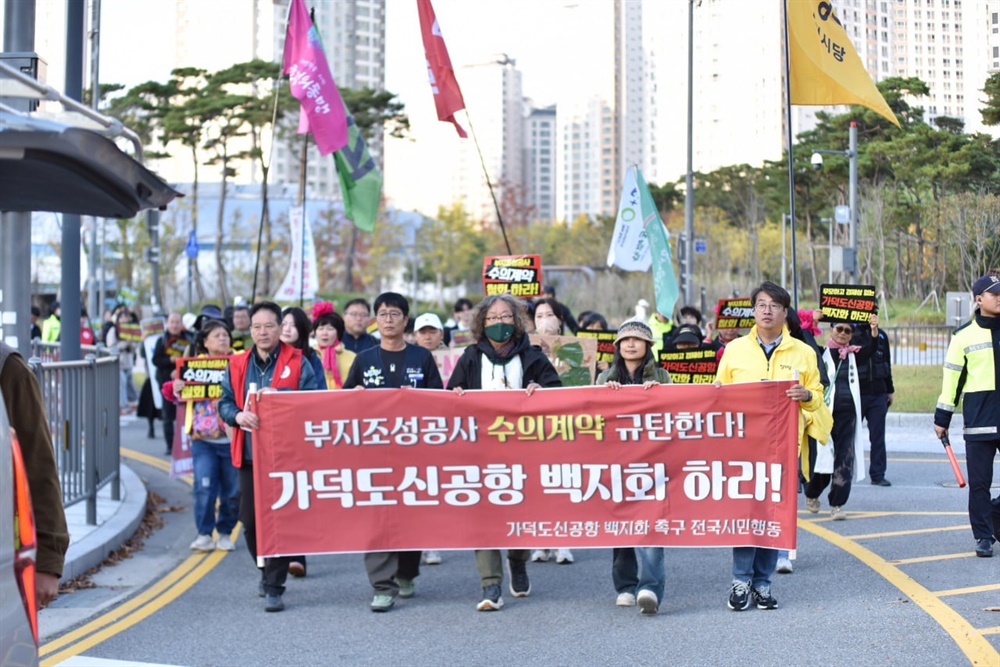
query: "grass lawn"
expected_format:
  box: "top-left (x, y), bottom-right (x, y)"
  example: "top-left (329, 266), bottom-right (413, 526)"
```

top-left (890, 365), bottom-right (944, 413)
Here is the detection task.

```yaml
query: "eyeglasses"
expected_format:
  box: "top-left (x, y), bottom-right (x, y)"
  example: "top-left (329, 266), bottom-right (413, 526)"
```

top-left (250, 323), bottom-right (279, 332)
top-left (754, 303), bottom-right (784, 313)
top-left (485, 313), bottom-right (515, 324)
top-left (344, 310), bottom-right (369, 318)
top-left (834, 325), bottom-right (853, 334)
top-left (376, 310), bottom-right (405, 322)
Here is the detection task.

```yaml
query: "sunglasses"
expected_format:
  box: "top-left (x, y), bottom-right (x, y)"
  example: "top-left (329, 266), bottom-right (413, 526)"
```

top-left (833, 325), bottom-right (853, 334)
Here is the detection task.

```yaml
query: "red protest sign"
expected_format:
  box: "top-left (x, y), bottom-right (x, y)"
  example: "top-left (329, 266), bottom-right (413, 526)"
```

top-left (251, 382), bottom-right (799, 557)
top-left (482, 254), bottom-right (542, 298)
top-left (715, 298), bottom-right (755, 329)
top-left (819, 284), bottom-right (877, 323)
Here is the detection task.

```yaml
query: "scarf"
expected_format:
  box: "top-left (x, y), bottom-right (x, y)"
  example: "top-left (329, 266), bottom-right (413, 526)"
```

top-left (491, 338), bottom-right (517, 361)
top-left (826, 336), bottom-right (861, 360)
top-left (320, 343), bottom-right (343, 388)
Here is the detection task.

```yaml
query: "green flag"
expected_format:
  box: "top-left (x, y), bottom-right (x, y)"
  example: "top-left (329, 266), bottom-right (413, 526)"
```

top-left (334, 110), bottom-right (382, 232)
top-left (637, 167), bottom-right (679, 318)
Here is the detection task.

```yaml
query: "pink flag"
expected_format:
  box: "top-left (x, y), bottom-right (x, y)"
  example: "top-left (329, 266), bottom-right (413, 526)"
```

top-left (282, 0), bottom-right (349, 154)
top-left (417, 0), bottom-right (467, 138)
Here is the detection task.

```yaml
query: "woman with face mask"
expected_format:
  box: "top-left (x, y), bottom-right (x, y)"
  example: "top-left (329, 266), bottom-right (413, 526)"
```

top-left (446, 293), bottom-right (562, 612)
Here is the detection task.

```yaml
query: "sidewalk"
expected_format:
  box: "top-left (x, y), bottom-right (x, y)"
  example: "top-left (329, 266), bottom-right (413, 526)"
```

top-left (56, 411), bottom-right (963, 583)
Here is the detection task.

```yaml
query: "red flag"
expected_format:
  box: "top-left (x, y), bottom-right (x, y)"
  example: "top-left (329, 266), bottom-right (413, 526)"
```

top-left (416, 0), bottom-right (468, 138)
top-left (282, 0), bottom-right (349, 154)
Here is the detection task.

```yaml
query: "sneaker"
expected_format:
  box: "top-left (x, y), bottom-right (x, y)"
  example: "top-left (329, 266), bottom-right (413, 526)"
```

top-left (531, 549), bottom-right (549, 562)
top-left (870, 478), bottom-right (891, 487)
top-left (422, 550), bottom-right (442, 565)
top-left (190, 534), bottom-right (214, 551)
top-left (975, 538), bottom-right (994, 558)
top-left (288, 561), bottom-right (306, 578)
top-left (508, 559), bottom-right (531, 597)
top-left (637, 589), bottom-right (659, 615)
top-left (616, 591), bottom-right (636, 607)
top-left (727, 580), bottom-right (752, 611)
top-left (476, 584), bottom-right (504, 611)
top-left (776, 557), bottom-right (794, 574)
top-left (370, 594), bottom-right (395, 612)
top-left (805, 497), bottom-right (820, 514)
top-left (555, 548), bottom-right (574, 564)
top-left (830, 506), bottom-right (846, 520)
top-left (264, 594), bottom-right (284, 612)
top-left (216, 535), bottom-right (235, 551)
top-left (397, 577), bottom-right (415, 599)
top-left (752, 585), bottom-right (778, 610)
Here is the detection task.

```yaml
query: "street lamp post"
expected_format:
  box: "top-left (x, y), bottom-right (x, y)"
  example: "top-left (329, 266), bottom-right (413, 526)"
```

top-left (811, 122), bottom-right (859, 283)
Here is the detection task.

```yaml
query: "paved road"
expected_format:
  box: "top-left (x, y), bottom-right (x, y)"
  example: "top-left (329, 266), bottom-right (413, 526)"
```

top-left (38, 419), bottom-right (999, 667)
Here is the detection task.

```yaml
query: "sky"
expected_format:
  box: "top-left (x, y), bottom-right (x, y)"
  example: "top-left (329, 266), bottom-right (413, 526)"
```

top-left (3, 0), bottom-right (616, 215)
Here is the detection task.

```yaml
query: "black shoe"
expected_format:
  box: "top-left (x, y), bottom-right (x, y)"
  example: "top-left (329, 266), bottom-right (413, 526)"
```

top-left (975, 538), bottom-right (994, 558)
top-left (258, 579), bottom-right (265, 597)
top-left (288, 560), bottom-right (306, 578)
top-left (476, 584), bottom-right (504, 611)
top-left (870, 478), bottom-right (891, 487)
top-left (264, 594), bottom-right (284, 612)
top-left (727, 580), bottom-right (751, 611)
top-left (752, 585), bottom-right (778, 610)
top-left (147, 428), bottom-right (156, 439)
top-left (508, 559), bottom-right (531, 597)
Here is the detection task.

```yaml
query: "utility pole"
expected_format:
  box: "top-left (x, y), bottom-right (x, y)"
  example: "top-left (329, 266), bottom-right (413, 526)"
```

top-left (683, 0), bottom-right (695, 307)
top-left (1, 0), bottom-right (38, 357)
top-left (60, 0), bottom-right (85, 361)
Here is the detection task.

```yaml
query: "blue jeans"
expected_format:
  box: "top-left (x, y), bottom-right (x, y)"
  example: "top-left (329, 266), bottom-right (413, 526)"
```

top-left (732, 547), bottom-right (778, 589)
top-left (192, 439), bottom-right (239, 536)
top-left (612, 548), bottom-right (637, 594)
top-left (636, 547), bottom-right (665, 601)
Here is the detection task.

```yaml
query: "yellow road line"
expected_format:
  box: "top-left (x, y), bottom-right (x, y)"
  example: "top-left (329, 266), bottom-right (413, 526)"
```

top-left (890, 552), bottom-right (976, 565)
top-left (850, 525), bottom-right (969, 540)
top-left (934, 584), bottom-right (1000, 598)
top-left (799, 519), bottom-right (1000, 666)
top-left (122, 448), bottom-right (192, 485)
top-left (981, 627), bottom-right (1000, 636)
top-left (41, 550), bottom-right (228, 667)
top-left (38, 553), bottom-right (208, 656)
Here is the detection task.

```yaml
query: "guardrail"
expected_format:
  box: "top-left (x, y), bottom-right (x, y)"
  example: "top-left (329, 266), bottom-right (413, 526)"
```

top-left (28, 342), bottom-right (120, 525)
top-left (880, 325), bottom-right (954, 367)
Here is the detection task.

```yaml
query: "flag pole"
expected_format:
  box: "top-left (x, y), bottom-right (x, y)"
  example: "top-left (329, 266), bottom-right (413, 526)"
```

top-left (782, 0), bottom-right (799, 309)
top-left (251, 74), bottom-right (284, 305)
top-left (463, 109), bottom-right (513, 255)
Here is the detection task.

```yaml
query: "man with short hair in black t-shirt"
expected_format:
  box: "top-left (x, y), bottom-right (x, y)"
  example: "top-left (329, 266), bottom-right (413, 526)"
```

top-left (342, 292), bottom-right (443, 612)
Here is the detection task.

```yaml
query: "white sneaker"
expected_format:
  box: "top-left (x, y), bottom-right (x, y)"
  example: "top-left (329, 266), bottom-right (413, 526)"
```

top-left (190, 534), bottom-right (215, 551)
top-left (422, 550), bottom-right (442, 565)
top-left (616, 592), bottom-right (636, 607)
top-left (805, 497), bottom-right (820, 514)
top-left (776, 557), bottom-right (793, 573)
top-left (637, 589), bottom-right (659, 614)
top-left (216, 535), bottom-right (235, 551)
top-left (531, 549), bottom-right (550, 562)
top-left (831, 506), bottom-right (846, 520)
top-left (555, 549), bottom-right (574, 564)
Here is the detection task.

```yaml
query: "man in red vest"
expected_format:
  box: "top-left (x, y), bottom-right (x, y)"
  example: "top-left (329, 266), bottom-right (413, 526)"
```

top-left (218, 301), bottom-right (317, 612)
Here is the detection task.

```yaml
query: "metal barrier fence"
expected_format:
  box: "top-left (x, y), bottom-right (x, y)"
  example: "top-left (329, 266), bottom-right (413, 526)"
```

top-left (881, 325), bottom-right (954, 367)
top-left (28, 342), bottom-right (120, 525)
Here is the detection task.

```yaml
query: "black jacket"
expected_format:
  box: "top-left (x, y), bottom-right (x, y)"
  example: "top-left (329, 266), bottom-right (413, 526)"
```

top-left (447, 335), bottom-right (562, 390)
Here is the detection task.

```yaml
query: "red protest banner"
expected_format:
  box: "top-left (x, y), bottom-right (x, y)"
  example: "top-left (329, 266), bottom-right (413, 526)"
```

top-left (482, 254), bottom-right (542, 298)
top-left (251, 382), bottom-right (799, 557)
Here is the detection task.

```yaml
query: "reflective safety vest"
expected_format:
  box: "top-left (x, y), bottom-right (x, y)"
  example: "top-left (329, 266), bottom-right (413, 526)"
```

top-left (935, 311), bottom-right (1000, 441)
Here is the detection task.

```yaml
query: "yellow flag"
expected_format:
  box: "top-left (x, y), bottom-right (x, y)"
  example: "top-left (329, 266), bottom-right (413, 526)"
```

top-left (787, 0), bottom-right (899, 127)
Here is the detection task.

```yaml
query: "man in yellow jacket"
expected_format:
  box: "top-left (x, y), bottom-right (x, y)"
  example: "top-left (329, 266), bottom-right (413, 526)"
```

top-left (715, 281), bottom-right (828, 612)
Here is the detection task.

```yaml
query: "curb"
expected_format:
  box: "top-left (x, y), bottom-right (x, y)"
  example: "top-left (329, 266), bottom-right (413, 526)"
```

top-left (60, 464), bottom-right (147, 582)
top-left (886, 412), bottom-right (962, 429)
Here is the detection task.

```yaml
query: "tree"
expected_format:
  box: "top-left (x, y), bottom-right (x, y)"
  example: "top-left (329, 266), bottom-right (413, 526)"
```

top-left (419, 203), bottom-right (485, 306)
top-left (981, 72), bottom-right (1000, 127)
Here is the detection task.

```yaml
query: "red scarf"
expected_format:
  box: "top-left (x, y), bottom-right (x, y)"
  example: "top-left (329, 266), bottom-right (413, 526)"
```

top-left (320, 343), bottom-right (343, 388)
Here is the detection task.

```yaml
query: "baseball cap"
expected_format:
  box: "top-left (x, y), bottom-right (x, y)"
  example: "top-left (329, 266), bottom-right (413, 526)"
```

top-left (672, 324), bottom-right (704, 346)
top-left (972, 274), bottom-right (1000, 296)
top-left (414, 313), bottom-right (443, 331)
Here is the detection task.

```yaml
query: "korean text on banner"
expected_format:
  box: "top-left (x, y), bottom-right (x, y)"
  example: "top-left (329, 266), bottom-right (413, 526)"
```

top-left (819, 284), bottom-right (877, 323)
top-left (787, 0), bottom-right (899, 126)
top-left (607, 165), bottom-right (652, 271)
top-left (282, 0), bottom-right (349, 154)
top-left (482, 254), bottom-right (543, 298)
top-left (251, 381), bottom-right (800, 557)
top-left (417, 0), bottom-right (468, 138)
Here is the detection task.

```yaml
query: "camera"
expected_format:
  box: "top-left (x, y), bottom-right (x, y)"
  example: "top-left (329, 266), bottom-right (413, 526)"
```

top-left (811, 153), bottom-right (823, 170)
